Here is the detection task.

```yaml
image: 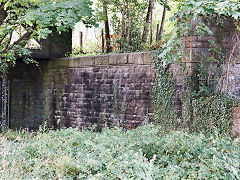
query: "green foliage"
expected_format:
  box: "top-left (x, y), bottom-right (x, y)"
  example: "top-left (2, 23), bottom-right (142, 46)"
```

top-left (158, 0), bottom-right (240, 65)
top-left (154, 0), bottom-right (240, 133)
top-left (95, 0), bottom-right (172, 53)
top-left (25, 0), bottom-right (95, 37)
top-left (153, 58), bottom-right (177, 129)
top-left (0, 0), bottom-right (95, 72)
top-left (96, 0), bottom-right (149, 52)
top-left (1, 125), bottom-right (240, 179)
top-left (182, 94), bottom-right (236, 134)
top-left (154, 55), bottom-right (237, 134)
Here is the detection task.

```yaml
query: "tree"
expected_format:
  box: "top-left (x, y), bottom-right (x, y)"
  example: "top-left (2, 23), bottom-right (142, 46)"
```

top-left (0, 0), bottom-right (96, 129)
top-left (102, 1), bottom-right (112, 53)
top-left (99, 0), bottom-right (167, 52)
top-left (142, 0), bottom-right (153, 43)
top-left (109, 0), bottom-right (149, 52)
top-left (157, 0), bottom-right (168, 42)
top-left (0, 0), bottom-right (95, 72)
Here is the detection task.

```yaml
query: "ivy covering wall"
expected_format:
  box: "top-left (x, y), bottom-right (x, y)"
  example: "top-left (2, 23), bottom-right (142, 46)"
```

top-left (154, 0), bottom-right (240, 134)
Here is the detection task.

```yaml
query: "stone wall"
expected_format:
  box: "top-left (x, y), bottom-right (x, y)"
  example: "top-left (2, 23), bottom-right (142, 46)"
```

top-left (8, 52), bottom-right (155, 130)
top-left (31, 29), bottom-right (72, 59)
top-left (6, 18), bottom-right (240, 133)
top-left (181, 17), bottom-right (240, 136)
top-left (182, 17), bottom-right (240, 96)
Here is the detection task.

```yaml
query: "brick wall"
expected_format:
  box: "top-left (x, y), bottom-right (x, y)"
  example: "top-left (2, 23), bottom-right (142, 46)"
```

top-left (8, 52), bottom-right (156, 130)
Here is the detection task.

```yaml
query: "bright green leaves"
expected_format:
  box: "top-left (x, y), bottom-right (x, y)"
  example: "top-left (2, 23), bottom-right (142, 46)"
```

top-left (24, 0), bottom-right (95, 38)
top-left (0, 0), bottom-right (95, 72)
top-left (185, 0), bottom-right (240, 20)
top-left (157, 0), bottom-right (240, 67)
top-left (196, 22), bottom-right (213, 37)
top-left (176, 0), bottom-right (240, 24)
top-left (157, 34), bottom-right (184, 68)
top-left (232, 11), bottom-right (240, 20)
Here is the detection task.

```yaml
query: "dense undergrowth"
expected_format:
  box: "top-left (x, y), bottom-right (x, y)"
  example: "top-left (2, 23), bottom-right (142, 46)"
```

top-left (0, 125), bottom-right (240, 179)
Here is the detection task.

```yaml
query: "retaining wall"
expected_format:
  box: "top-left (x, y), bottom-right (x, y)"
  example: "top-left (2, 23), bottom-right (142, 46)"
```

top-left (8, 52), bottom-right (156, 129)
top-left (7, 18), bottom-right (240, 134)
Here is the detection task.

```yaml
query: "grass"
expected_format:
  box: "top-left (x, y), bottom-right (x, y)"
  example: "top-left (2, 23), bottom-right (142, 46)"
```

top-left (0, 124), bottom-right (240, 179)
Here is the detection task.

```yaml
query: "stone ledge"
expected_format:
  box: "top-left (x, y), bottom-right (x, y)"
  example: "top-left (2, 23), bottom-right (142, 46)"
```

top-left (68, 56), bottom-right (94, 67)
top-left (53, 51), bottom-right (156, 68)
top-left (109, 53), bottom-right (128, 65)
top-left (128, 52), bottom-right (144, 64)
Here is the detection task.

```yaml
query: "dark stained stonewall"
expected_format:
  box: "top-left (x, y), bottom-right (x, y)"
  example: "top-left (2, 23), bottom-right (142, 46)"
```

top-left (8, 52), bottom-right (156, 130)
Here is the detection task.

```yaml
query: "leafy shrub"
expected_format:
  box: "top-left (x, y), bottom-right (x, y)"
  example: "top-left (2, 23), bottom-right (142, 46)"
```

top-left (0, 125), bottom-right (240, 179)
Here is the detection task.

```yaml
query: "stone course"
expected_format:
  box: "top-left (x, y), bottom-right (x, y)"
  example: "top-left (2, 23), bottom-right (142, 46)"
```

top-left (8, 51), bottom-right (156, 129)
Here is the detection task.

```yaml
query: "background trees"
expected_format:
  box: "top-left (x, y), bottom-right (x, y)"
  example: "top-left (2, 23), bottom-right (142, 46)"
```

top-left (0, 0), bottom-right (172, 67)
top-left (96, 0), bottom-right (169, 53)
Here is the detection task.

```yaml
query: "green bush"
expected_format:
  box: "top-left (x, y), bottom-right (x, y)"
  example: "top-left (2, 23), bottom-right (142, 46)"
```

top-left (0, 125), bottom-right (240, 179)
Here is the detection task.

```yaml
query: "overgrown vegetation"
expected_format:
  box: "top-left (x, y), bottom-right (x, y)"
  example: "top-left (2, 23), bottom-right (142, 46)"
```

top-left (154, 0), bottom-right (240, 133)
top-left (153, 59), bottom-right (177, 129)
top-left (0, 125), bottom-right (240, 179)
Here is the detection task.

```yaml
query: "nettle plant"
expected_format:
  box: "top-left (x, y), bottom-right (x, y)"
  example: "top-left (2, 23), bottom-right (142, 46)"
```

top-left (154, 0), bottom-right (240, 134)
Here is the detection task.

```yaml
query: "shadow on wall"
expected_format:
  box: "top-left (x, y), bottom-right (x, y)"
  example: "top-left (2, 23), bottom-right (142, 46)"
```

top-left (7, 52), bottom-right (156, 130)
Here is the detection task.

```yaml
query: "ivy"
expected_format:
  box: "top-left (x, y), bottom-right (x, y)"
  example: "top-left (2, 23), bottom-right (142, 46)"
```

top-left (153, 57), bottom-right (177, 129)
top-left (154, 0), bottom-right (240, 134)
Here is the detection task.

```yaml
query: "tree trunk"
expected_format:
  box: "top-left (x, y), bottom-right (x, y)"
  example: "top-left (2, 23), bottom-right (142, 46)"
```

top-left (156, 24), bottom-right (159, 41)
top-left (1, 71), bottom-right (8, 131)
top-left (103, 3), bottom-right (111, 53)
top-left (0, 3), bottom-right (7, 25)
top-left (101, 29), bottom-right (104, 53)
top-left (127, 14), bottom-right (132, 44)
top-left (142, 0), bottom-right (153, 43)
top-left (157, 0), bottom-right (167, 42)
top-left (150, 2), bottom-right (154, 45)
top-left (120, 0), bottom-right (127, 50)
top-left (121, 0), bottom-right (126, 39)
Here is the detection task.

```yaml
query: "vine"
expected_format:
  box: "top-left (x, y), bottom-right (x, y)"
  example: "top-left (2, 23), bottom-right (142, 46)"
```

top-left (154, 0), bottom-right (240, 134)
top-left (153, 58), bottom-right (176, 129)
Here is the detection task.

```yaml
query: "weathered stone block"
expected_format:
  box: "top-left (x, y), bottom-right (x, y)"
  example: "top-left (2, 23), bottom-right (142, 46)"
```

top-left (232, 107), bottom-right (240, 137)
top-left (109, 53), bottom-right (128, 65)
top-left (143, 51), bottom-right (155, 64)
top-left (182, 35), bottom-right (198, 42)
top-left (128, 52), bottom-right (144, 64)
top-left (69, 56), bottom-right (94, 67)
top-left (95, 55), bottom-right (109, 65)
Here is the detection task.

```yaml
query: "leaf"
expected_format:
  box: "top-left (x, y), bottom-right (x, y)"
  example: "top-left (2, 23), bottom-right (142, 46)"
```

top-left (232, 11), bottom-right (240, 20)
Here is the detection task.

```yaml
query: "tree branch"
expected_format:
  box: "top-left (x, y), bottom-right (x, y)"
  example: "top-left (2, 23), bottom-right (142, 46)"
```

top-left (3, 30), bottom-right (32, 53)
